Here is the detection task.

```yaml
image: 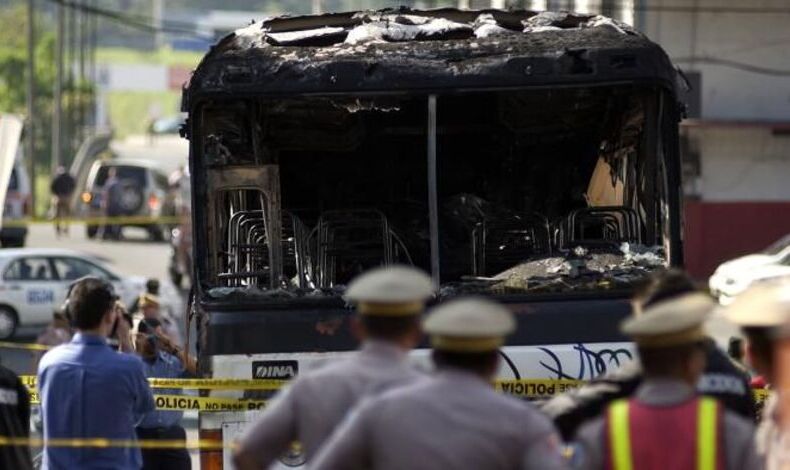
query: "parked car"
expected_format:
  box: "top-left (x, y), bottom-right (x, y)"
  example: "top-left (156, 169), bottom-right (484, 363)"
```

top-left (79, 159), bottom-right (174, 241)
top-left (0, 248), bottom-right (147, 339)
top-left (709, 235), bottom-right (790, 304)
top-left (1, 159), bottom-right (32, 247)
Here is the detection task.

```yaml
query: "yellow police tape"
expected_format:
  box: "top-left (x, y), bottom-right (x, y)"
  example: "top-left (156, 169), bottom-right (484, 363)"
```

top-left (26, 391), bottom-right (266, 412)
top-left (495, 379), bottom-right (584, 398)
top-left (1, 215), bottom-right (183, 228)
top-left (19, 374), bottom-right (773, 409)
top-left (0, 436), bottom-right (231, 450)
top-left (20, 375), bottom-right (286, 391)
top-left (0, 341), bottom-right (51, 352)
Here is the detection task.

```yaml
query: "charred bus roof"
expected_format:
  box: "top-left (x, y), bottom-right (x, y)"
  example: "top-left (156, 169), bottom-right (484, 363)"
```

top-left (183, 8), bottom-right (679, 104)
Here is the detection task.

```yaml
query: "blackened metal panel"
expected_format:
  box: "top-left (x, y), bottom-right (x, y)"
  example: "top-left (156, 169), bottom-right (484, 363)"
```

top-left (203, 297), bottom-right (631, 355)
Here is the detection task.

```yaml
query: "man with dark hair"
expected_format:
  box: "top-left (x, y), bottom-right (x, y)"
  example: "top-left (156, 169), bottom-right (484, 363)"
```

top-left (312, 297), bottom-right (565, 470)
top-left (724, 281), bottom-right (790, 469)
top-left (574, 293), bottom-right (758, 469)
top-left (543, 269), bottom-right (756, 440)
top-left (234, 265), bottom-right (434, 469)
top-left (0, 363), bottom-right (32, 470)
top-left (101, 167), bottom-right (123, 240)
top-left (50, 166), bottom-right (76, 237)
top-left (37, 277), bottom-right (155, 470)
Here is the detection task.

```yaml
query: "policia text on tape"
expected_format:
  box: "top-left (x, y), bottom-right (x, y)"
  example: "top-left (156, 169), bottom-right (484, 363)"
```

top-left (18, 375), bottom-right (772, 410)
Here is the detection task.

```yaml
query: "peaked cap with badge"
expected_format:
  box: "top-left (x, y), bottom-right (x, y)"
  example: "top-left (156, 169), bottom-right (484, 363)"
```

top-left (723, 281), bottom-right (790, 328)
top-left (345, 265), bottom-right (434, 316)
top-left (621, 292), bottom-right (714, 348)
top-left (423, 297), bottom-right (515, 352)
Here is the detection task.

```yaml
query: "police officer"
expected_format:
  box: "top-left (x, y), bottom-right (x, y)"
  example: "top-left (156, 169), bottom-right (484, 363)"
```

top-left (723, 281), bottom-right (790, 470)
top-left (233, 265), bottom-right (433, 469)
top-left (0, 363), bottom-right (32, 470)
top-left (574, 293), bottom-right (759, 469)
top-left (544, 270), bottom-right (756, 440)
top-left (312, 297), bottom-right (567, 470)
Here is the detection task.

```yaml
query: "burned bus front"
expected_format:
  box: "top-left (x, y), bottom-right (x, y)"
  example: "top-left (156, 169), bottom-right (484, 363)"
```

top-left (182, 9), bottom-right (684, 468)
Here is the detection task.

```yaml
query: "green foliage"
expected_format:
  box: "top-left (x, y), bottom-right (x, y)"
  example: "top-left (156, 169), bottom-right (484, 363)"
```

top-left (0, 4), bottom-right (94, 216)
top-left (106, 91), bottom-right (181, 138)
top-left (96, 46), bottom-right (203, 67)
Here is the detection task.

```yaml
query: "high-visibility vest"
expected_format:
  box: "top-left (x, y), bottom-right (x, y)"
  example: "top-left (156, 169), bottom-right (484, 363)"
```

top-left (605, 397), bottom-right (723, 470)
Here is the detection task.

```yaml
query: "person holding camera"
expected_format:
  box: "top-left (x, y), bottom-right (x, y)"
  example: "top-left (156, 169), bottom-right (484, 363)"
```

top-left (37, 277), bottom-right (155, 470)
top-left (133, 317), bottom-right (196, 470)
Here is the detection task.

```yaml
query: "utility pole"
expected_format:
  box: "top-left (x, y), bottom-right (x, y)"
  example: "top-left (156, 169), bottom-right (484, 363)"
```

top-left (52, 1), bottom-right (64, 174)
top-left (153, 0), bottom-right (164, 49)
top-left (26, 0), bottom-right (36, 216)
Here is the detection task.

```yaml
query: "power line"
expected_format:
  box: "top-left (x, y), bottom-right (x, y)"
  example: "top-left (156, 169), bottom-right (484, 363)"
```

top-left (46, 0), bottom-right (214, 39)
top-left (672, 56), bottom-right (790, 77)
top-left (630, 4), bottom-right (790, 14)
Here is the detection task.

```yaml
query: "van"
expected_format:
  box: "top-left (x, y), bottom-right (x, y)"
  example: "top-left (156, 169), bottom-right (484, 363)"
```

top-left (79, 159), bottom-right (173, 241)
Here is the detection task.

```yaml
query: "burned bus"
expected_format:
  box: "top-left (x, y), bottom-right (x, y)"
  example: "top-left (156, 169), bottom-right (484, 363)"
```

top-left (181, 8), bottom-right (685, 468)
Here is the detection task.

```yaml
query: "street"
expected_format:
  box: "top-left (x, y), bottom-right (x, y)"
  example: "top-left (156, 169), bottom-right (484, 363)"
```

top-left (1, 222), bottom-right (177, 376)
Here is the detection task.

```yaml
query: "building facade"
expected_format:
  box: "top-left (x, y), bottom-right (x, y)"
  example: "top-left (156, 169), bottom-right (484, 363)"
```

top-left (637, 0), bottom-right (790, 277)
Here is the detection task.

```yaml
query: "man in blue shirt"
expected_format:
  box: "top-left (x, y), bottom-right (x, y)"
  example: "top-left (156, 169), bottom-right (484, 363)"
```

top-left (38, 277), bottom-right (155, 470)
top-left (134, 318), bottom-right (196, 470)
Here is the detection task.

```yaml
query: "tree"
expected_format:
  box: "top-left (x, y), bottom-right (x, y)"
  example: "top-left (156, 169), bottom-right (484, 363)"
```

top-left (0, 3), bottom-right (93, 201)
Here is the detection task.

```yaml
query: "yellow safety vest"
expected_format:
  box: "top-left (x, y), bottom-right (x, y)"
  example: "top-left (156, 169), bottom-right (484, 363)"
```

top-left (608, 397), bottom-right (719, 470)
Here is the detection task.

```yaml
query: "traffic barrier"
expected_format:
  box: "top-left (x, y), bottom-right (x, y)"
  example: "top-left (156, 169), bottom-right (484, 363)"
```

top-left (1, 215), bottom-right (183, 227)
top-left (20, 375), bottom-right (286, 391)
top-left (0, 436), bottom-right (231, 450)
top-left (27, 391), bottom-right (266, 412)
top-left (0, 341), bottom-right (51, 352)
top-left (495, 379), bottom-right (583, 398)
top-left (19, 374), bottom-right (772, 407)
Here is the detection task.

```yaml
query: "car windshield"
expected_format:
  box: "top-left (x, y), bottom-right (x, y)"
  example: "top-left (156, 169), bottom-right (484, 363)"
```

top-left (53, 257), bottom-right (114, 281)
top-left (4, 258), bottom-right (54, 281)
top-left (94, 165), bottom-right (147, 188)
top-left (763, 235), bottom-right (790, 256)
top-left (8, 167), bottom-right (18, 191)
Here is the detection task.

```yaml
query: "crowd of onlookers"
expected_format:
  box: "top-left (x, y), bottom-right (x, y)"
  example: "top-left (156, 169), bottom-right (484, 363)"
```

top-left (0, 276), bottom-right (192, 470)
top-left (0, 267), bottom-right (788, 470)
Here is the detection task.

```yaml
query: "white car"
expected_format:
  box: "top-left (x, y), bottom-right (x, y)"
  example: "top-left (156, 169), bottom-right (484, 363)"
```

top-left (709, 235), bottom-right (790, 304)
top-left (0, 248), bottom-right (147, 339)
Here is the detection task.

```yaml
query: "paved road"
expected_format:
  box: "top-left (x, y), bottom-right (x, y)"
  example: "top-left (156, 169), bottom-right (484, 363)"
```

top-left (2, 222), bottom-right (181, 376)
top-left (27, 222), bottom-right (172, 278)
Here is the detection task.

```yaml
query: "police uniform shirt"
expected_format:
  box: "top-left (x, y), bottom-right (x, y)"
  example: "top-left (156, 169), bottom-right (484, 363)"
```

top-left (0, 364), bottom-right (32, 470)
top-left (757, 393), bottom-right (789, 470)
top-left (543, 340), bottom-right (756, 440)
top-left (311, 369), bottom-right (567, 470)
top-left (573, 379), bottom-right (760, 470)
top-left (237, 340), bottom-right (424, 466)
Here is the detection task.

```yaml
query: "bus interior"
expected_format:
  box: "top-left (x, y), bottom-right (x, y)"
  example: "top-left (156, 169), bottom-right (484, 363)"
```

top-left (196, 85), bottom-right (673, 301)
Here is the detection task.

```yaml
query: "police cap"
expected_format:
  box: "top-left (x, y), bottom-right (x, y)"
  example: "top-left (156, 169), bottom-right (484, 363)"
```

top-left (423, 297), bottom-right (515, 352)
top-left (621, 292), bottom-right (713, 348)
top-left (139, 293), bottom-right (161, 308)
top-left (723, 281), bottom-right (790, 328)
top-left (345, 265), bottom-right (433, 316)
